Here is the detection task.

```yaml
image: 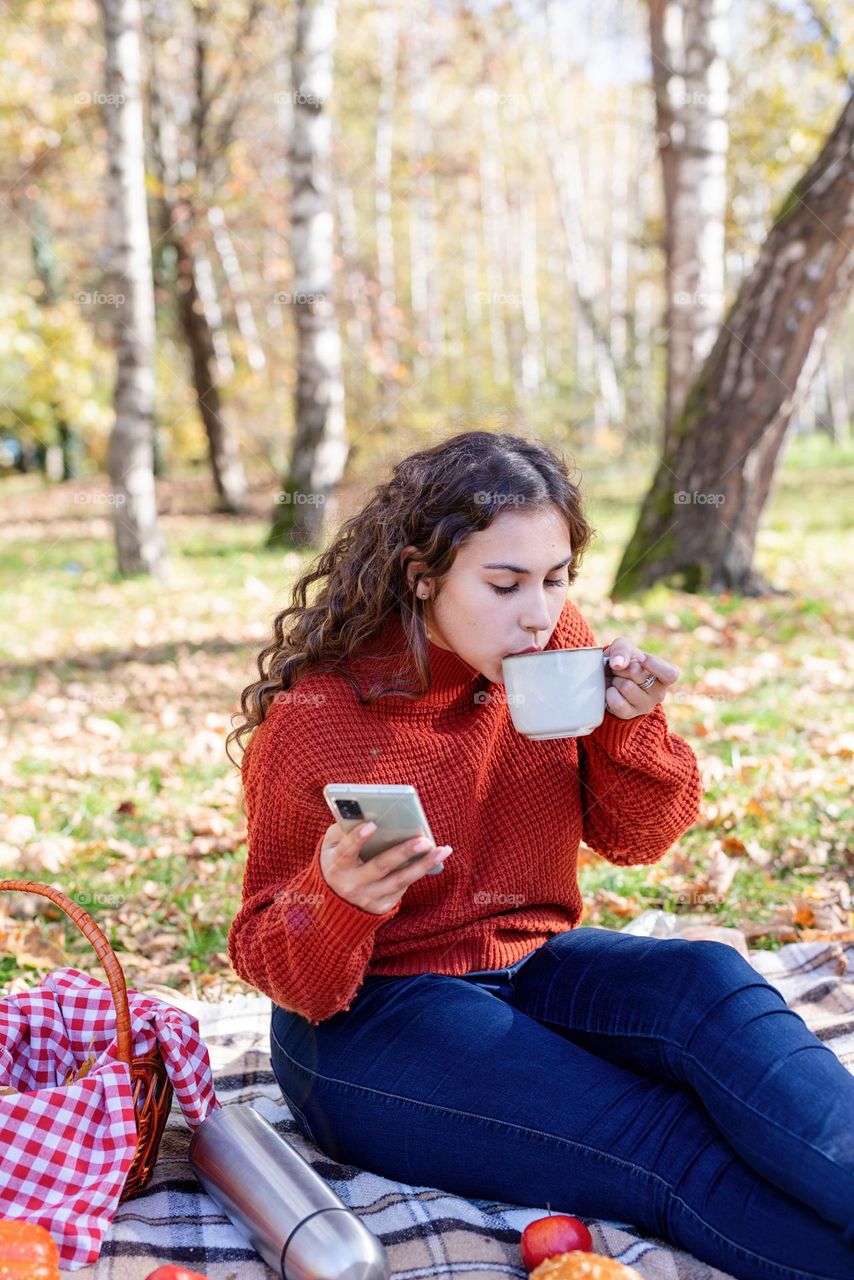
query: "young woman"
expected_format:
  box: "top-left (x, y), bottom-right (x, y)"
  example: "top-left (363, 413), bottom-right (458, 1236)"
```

top-left (227, 431), bottom-right (854, 1280)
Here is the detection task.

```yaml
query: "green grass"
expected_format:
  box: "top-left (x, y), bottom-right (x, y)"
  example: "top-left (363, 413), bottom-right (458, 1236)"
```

top-left (0, 432), bottom-right (852, 997)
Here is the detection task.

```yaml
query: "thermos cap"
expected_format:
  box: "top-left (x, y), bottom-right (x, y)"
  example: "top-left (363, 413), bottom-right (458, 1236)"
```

top-left (286, 1208), bottom-right (390, 1280)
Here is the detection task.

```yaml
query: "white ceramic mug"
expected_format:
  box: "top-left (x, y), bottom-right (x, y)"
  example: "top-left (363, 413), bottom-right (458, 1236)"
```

top-left (501, 646), bottom-right (608, 739)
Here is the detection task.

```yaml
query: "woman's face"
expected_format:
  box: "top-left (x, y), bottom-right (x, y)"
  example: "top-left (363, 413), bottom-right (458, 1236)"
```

top-left (403, 505), bottom-right (574, 685)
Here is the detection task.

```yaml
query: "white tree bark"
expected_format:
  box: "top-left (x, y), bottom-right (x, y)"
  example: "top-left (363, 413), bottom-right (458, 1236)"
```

top-left (477, 84), bottom-right (510, 385)
top-left (98, 0), bottom-right (165, 577)
top-left (375, 0), bottom-right (399, 378)
top-left (518, 181), bottom-right (543, 396)
top-left (191, 245), bottom-right (234, 382)
top-left (273, 0), bottom-right (347, 547)
top-left (826, 347), bottom-right (851, 441)
top-left (406, 2), bottom-right (442, 383)
top-left (334, 177), bottom-right (372, 360)
top-left (459, 175), bottom-right (482, 336)
top-left (456, 173), bottom-right (482, 409)
top-left (631, 118), bottom-right (663, 438)
top-left (208, 205), bottom-right (267, 373)
top-left (609, 84), bottom-right (632, 374)
top-left (147, 32), bottom-right (248, 517)
top-left (519, 32), bottom-right (625, 425)
top-left (650, 0), bottom-right (731, 448)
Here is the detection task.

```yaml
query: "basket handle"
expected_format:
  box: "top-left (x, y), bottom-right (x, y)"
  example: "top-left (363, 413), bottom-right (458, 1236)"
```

top-left (0, 879), bottom-right (133, 1068)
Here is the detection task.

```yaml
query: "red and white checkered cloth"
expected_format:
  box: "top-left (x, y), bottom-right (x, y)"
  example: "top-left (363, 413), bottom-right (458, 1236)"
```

top-left (0, 966), bottom-right (222, 1270)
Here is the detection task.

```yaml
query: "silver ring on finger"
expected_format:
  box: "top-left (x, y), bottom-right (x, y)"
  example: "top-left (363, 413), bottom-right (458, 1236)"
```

top-left (639, 673), bottom-right (657, 690)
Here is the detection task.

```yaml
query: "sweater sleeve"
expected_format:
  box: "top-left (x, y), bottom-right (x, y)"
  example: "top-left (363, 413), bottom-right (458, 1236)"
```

top-left (227, 699), bottom-right (402, 1025)
top-left (555, 600), bottom-right (702, 866)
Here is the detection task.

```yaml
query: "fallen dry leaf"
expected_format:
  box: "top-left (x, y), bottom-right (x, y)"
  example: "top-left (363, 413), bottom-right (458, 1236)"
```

top-left (593, 890), bottom-right (638, 917)
top-left (1, 921), bottom-right (69, 970)
top-left (691, 844), bottom-right (740, 901)
top-left (0, 815), bottom-right (37, 844)
top-left (186, 805), bottom-right (231, 837)
top-left (84, 716), bottom-right (124, 741)
top-left (799, 929), bottom-right (854, 943)
top-left (65, 1038), bottom-right (98, 1086)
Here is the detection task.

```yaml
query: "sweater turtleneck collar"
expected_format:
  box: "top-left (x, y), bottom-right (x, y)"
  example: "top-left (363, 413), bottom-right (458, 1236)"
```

top-left (352, 608), bottom-right (488, 712)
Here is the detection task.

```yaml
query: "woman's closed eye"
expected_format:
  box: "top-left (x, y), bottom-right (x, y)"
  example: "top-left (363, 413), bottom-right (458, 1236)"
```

top-left (490, 578), bottom-right (566, 596)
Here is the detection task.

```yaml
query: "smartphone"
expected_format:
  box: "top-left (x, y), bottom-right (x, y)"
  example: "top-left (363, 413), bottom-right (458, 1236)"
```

top-left (322, 783), bottom-right (444, 875)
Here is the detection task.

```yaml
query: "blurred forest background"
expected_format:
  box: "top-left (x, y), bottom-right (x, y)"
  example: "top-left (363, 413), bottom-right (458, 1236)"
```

top-left (0, 0), bottom-right (852, 997)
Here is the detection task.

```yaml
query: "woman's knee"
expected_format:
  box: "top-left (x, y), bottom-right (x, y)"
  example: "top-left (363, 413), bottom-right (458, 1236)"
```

top-left (676, 938), bottom-right (757, 989)
top-left (674, 940), bottom-right (783, 1046)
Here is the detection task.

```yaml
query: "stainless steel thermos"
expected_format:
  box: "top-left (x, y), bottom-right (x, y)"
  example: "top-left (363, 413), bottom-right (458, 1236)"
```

top-left (188, 1102), bottom-right (390, 1280)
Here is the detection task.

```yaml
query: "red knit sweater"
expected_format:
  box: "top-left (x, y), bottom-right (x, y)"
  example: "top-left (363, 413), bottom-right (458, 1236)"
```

top-left (228, 599), bottom-right (702, 1025)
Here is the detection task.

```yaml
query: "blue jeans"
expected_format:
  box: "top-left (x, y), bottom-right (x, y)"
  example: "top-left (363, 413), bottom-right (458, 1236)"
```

top-left (270, 927), bottom-right (854, 1280)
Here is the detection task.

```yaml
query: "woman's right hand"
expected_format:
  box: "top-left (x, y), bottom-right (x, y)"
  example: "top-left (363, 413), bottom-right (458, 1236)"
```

top-left (318, 821), bottom-right (453, 915)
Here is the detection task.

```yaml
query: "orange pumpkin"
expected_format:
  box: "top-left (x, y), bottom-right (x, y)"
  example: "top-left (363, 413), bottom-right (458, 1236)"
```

top-left (0, 1220), bottom-right (60, 1280)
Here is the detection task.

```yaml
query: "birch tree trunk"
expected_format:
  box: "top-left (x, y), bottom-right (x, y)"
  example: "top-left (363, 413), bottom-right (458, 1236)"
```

top-left (631, 120), bottom-right (663, 439)
top-left (611, 92), bottom-right (854, 598)
top-left (270, 0), bottom-right (347, 548)
top-left (28, 197), bottom-right (85, 481)
top-left (520, 33), bottom-right (625, 425)
top-left (649, 0), bottom-right (731, 452)
top-left (407, 3), bottom-right (442, 384)
top-left (375, 0), bottom-right (399, 386)
top-left (97, 0), bottom-right (165, 577)
top-left (147, 10), bottom-right (248, 515)
top-left (189, 244), bottom-right (234, 382)
top-left (458, 173), bottom-right (482, 409)
top-left (208, 205), bottom-right (267, 373)
top-left (518, 182), bottom-right (543, 397)
top-left (477, 83), bottom-right (510, 386)
top-left (609, 84), bottom-right (632, 376)
top-left (826, 349), bottom-right (851, 441)
top-left (335, 178), bottom-right (371, 358)
top-left (173, 230), bottom-right (249, 513)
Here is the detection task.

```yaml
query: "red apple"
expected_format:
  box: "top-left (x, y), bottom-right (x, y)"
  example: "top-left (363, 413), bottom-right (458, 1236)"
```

top-left (520, 1213), bottom-right (593, 1270)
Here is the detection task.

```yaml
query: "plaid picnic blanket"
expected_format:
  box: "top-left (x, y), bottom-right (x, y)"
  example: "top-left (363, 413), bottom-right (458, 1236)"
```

top-left (70, 939), bottom-right (853, 1280)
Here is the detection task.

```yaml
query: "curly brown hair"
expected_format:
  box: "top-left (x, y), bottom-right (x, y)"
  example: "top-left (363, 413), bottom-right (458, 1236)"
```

top-left (226, 430), bottom-right (595, 768)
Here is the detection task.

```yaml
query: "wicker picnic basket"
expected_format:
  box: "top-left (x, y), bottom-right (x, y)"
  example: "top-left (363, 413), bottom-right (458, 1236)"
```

top-left (0, 878), bottom-right (174, 1202)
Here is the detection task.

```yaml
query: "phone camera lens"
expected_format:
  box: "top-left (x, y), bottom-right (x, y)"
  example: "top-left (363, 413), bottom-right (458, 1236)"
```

top-left (336, 799), bottom-right (364, 820)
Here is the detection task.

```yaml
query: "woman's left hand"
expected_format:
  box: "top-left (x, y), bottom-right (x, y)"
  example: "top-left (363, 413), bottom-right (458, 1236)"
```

top-left (603, 637), bottom-right (680, 720)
